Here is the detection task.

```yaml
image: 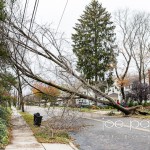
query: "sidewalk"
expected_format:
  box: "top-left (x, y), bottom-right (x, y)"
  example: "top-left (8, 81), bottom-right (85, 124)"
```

top-left (5, 107), bottom-right (78, 150)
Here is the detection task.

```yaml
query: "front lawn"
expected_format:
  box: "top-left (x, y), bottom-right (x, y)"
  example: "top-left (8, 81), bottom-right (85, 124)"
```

top-left (20, 112), bottom-right (71, 144)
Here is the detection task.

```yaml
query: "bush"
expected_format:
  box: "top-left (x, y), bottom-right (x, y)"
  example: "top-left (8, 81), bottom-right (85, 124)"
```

top-left (0, 106), bottom-right (11, 148)
top-left (0, 107), bottom-right (11, 125)
top-left (143, 101), bottom-right (148, 107)
top-left (101, 105), bottom-right (113, 109)
top-left (128, 101), bottom-right (134, 107)
top-left (0, 119), bottom-right (9, 143)
top-left (146, 103), bottom-right (150, 106)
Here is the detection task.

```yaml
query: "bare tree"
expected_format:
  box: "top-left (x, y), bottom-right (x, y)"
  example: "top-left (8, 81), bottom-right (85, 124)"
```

top-left (131, 12), bottom-right (150, 84)
top-left (114, 9), bottom-right (150, 100)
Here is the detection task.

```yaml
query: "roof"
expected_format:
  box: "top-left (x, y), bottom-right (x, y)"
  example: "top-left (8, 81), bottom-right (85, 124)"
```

top-left (108, 93), bottom-right (118, 99)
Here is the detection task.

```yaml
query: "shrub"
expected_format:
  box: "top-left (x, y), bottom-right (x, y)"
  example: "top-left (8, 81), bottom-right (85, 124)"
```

top-left (128, 101), bottom-right (134, 107)
top-left (146, 103), bottom-right (150, 106)
top-left (0, 106), bottom-right (11, 148)
top-left (0, 106), bottom-right (11, 125)
top-left (134, 102), bottom-right (138, 106)
top-left (0, 119), bottom-right (9, 143)
top-left (143, 101), bottom-right (148, 107)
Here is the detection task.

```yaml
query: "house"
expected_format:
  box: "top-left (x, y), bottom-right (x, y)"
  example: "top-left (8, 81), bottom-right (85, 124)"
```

top-left (75, 89), bottom-right (95, 106)
top-left (105, 79), bottom-right (133, 103)
top-left (105, 85), bottom-right (121, 102)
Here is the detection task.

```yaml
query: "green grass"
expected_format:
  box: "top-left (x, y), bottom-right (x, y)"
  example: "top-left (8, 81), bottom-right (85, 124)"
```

top-left (67, 107), bottom-right (96, 112)
top-left (71, 108), bottom-right (116, 113)
top-left (79, 108), bottom-right (96, 112)
top-left (20, 112), bottom-right (71, 143)
top-left (98, 108), bottom-right (116, 111)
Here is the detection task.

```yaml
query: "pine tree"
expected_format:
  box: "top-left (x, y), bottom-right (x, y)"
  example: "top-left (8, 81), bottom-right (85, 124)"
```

top-left (72, 0), bottom-right (116, 90)
top-left (0, 0), bottom-right (7, 61)
top-left (0, 0), bottom-right (6, 21)
top-left (0, 0), bottom-right (16, 94)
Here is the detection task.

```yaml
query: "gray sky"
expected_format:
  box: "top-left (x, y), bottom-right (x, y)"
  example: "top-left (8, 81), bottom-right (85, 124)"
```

top-left (25, 0), bottom-right (150, 39)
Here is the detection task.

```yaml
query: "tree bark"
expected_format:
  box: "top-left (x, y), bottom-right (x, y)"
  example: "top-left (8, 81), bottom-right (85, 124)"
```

top-left (120, 86), bottom-right (125, 100)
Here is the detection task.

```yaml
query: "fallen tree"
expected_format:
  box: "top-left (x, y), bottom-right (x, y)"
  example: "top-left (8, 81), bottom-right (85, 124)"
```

top-left (0, 9), bottom-right (144, 115)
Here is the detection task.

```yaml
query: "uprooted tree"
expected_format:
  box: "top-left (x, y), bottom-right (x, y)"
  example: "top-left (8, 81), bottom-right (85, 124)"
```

top-left (0, 1), bottom-right (144, 115)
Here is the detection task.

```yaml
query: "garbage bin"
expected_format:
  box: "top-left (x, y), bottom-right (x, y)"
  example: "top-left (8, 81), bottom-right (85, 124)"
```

top-left (34, 113), bottom-right (42, 126)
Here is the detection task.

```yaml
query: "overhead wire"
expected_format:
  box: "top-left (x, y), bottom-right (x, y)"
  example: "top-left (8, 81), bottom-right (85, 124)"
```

top-left (19, 0), bottom-right (68, 70)
top-left (41, 0), bottom-right (69, 68)
top-left (21, 0), bottom-right (40, 63)
top-left (21, 0), bottom-right (29, 28)
top-left (28, 0), bottom-right (39, 35)
top-left (56, 0), bottom-right (69, 33)
top-left (24, 0), bottom-right (40, 48)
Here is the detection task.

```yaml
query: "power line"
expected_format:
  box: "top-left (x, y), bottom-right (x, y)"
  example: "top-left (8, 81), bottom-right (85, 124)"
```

top-left (56, 0), bottom-right (69, 33)
top-left (28, 0), bottom-right (39, 35)
top-left (21, 0), bottom-right (29, 28)
top-left (22, 0), bottom-right (40, 62)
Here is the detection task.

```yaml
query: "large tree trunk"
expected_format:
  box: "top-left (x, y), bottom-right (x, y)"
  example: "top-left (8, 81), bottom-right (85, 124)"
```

top-left (17, 69), bottom-right (24, 112)
top-left (138, 79), bottom-right (143, 104)
top-left (19, 89), bottom-right (24, 112)
top-left (120, 86), bottom-right (125, 100)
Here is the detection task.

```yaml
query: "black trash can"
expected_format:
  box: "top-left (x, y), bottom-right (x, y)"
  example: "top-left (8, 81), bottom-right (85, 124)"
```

top-left (34, 113), bottom-right (42, 126)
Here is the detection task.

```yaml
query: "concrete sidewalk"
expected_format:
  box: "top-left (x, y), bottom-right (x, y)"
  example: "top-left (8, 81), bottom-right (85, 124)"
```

top-left (5, 107), bottom-right (78, 150)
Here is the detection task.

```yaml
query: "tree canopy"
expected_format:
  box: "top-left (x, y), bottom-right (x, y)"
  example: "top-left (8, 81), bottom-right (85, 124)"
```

top-left (72, 0), bottom-right (116, 89)
top-left (0, 0), bottom-right (16, 105)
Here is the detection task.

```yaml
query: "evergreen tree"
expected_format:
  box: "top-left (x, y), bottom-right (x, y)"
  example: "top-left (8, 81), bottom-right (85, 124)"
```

top-left (0, 0), bottom-right (7, 65)
top-left (0, 0), bottom-right (16, 95)
top-left (72, 0), bottom-right (116, 89)
top-left (0, 0), bottom-right (6, 21)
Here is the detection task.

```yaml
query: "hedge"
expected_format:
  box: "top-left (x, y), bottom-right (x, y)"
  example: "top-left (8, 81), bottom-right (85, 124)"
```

top-left (0, 106), bottom-right (11, 148)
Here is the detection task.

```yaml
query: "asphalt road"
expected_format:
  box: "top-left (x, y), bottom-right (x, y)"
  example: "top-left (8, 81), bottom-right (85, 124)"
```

top-left (24, 106), bottom-right (150, 150)
top-left (70, 117), bottom-right (150, 150)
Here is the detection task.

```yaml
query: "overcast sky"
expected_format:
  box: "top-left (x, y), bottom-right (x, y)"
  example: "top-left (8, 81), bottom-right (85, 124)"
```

top-left (24, 0), bottom-right (150, 39)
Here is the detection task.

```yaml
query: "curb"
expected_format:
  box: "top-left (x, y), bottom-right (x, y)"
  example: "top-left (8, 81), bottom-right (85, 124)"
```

top-left (69, 142), bottom-right (79, 150)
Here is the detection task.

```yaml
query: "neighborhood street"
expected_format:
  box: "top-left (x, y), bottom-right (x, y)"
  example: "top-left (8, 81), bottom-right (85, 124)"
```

top-left (25, 106), bottom-right (150, 150)
top-left (1, 0), bottom-right (150, 149)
